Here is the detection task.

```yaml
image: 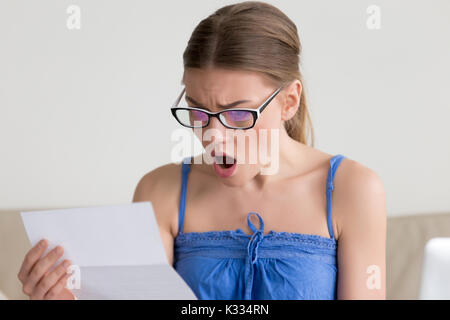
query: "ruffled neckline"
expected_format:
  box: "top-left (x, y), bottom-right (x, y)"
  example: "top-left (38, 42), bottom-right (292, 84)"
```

top-left (176, 227), bottom-right (337, 244)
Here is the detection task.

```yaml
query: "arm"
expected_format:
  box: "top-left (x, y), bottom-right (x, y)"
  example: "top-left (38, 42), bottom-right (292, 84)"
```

top-left (132, 164), bottom-right (180, 266)
top-left (335, 161), bottom-right (387, 299)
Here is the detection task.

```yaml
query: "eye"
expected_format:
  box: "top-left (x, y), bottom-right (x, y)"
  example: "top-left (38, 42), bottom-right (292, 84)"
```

top-left (219, 110), bottom-right (254, 128)
top-left (226, 110), bottom-right (252, 121)
top-left (190, 110), bottom-right (209, 121)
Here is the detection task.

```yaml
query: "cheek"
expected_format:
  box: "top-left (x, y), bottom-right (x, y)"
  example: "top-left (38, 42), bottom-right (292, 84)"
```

top-left (253, 110), bottom-right (281, 155)
top-left (193, 130), bottom-right (204, 146)
top-left (254, 107), bottom-right (282, 141)
top-left (259, 105), bottom-right (282, 130)
top-left (194, 130), bottom-right (215, 151)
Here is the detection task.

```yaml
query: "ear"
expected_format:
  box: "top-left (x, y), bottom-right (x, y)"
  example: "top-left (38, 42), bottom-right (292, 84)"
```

top-left (281, 80), bottom-right (302, 121)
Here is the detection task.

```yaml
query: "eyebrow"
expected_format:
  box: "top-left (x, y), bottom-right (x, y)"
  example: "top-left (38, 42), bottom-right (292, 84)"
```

top-left (185, 96), bottom-right (252, 109)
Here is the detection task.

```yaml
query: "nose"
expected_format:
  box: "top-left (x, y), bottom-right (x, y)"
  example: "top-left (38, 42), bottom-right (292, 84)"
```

top-left (207, 116), bottom-right (227, 134)
top-left (205, 116), bottom-right (229, 147)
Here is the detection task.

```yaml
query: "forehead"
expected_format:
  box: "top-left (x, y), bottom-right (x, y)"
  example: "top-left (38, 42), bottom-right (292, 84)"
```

top-left (182, 67), bottom-right (273, 98)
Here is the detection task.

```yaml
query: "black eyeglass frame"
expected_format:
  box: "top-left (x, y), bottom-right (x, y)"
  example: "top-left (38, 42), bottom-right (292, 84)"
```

top-left (170, 85), bottom-right (285, 130)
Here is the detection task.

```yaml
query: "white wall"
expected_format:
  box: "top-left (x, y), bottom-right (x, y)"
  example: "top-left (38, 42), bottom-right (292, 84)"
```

top-left (0, 0), bottom-right (449, 216)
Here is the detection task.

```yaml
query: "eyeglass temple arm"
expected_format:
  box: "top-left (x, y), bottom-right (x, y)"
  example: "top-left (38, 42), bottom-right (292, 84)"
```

top-left (258, 86), bottom-right (284, 114)
top-left (172, 87), bottom-right (186, 108)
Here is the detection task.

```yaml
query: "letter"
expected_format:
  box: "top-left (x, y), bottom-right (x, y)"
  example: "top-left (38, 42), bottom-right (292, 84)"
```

top-left (366, 5), bottom-right (381, 30)
top-left (66, 5), bottom-right (81, 30)
top-left (234, 129), bottom-right (257, 165)
top-left (260, 128), bottom-right (279, 175)
top-left (170, 128), bottom-right (191, 163)
top-left (181, 306), bottom-right (187, 315)
top-left (203, 128), bottom-right (224, 165)
top-left (66, 264), bottom-right (80, 289)
top-left (366, 264), bottom-right (381, 289)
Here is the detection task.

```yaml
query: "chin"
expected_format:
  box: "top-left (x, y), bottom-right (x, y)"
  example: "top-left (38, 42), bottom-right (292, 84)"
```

top-left (216, 164), bottom-right (260, 187)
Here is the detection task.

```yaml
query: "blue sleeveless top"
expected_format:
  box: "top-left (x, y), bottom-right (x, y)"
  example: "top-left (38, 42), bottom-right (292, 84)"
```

top-left (173, 154), bottom-right (346, 300)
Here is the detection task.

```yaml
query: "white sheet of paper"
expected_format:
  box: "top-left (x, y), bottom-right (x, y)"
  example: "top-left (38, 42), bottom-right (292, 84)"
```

top-left (20, 202), bottom-right (197, 300)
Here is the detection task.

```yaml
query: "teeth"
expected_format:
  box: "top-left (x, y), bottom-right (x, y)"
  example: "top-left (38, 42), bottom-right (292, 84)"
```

top-left (215, 155), bottom-right (235, 165)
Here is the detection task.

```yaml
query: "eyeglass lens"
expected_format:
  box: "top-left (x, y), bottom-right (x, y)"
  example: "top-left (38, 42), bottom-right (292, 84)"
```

top-left (175, 109), bottom-right (254, 129)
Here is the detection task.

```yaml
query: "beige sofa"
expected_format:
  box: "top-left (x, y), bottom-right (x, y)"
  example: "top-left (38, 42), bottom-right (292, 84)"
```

top-left (1, 208), bottom-right (450, 300)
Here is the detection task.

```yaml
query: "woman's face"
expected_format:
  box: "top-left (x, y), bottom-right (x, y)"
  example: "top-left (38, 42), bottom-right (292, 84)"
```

top-left (182, 67), bottom-right (288, 187)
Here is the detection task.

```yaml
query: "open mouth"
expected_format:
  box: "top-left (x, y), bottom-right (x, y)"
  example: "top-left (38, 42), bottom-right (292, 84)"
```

top-left (215, 154), bottom-right (236, 169)
top-left (211, 152), bottom-right (237, 178)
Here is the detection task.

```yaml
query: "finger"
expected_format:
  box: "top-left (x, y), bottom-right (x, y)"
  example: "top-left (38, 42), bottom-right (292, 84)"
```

top-left (44, 272), bottom-right (74, 300)
top-left (18, 239), bottom-right (48, 284)
top-left (31, 259), bottom-right (71, 300)
top-left (22, 246), bottom-right (64, 296)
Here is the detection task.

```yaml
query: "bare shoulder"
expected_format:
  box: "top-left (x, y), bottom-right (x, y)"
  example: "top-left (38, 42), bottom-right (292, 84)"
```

top-left (133, 162), bottom-right (182, 201)
top-left (334, 156), bottom-right (385, 200)
top-left (332, 156), bottom-right (387, 239)
top-left (132, 161), bottom-right (183, 237)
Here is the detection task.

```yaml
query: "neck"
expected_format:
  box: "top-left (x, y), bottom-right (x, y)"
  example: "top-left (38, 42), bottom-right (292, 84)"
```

top-left (243, 126), bottom-right (307, 191)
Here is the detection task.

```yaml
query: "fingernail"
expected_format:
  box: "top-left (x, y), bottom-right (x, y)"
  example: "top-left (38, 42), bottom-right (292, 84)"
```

top-left (63, 260), bottom-right (71, 268)
top-left (39, 239), bottom-right (47, 247)
top-left (55, 246), bottom-right (63, 254)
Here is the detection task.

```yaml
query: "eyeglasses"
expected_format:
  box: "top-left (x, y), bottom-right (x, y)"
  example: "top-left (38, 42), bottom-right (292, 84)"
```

top-left (170, 85), bottom-right (284, 129)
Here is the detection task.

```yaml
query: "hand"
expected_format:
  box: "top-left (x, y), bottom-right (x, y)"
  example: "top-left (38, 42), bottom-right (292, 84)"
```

top-left (18, 239), bottom-right (76, 300)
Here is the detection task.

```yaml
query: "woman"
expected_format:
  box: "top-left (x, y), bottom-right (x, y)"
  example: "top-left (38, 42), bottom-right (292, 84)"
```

top-left (18, 1), bottom-right (386, 300)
